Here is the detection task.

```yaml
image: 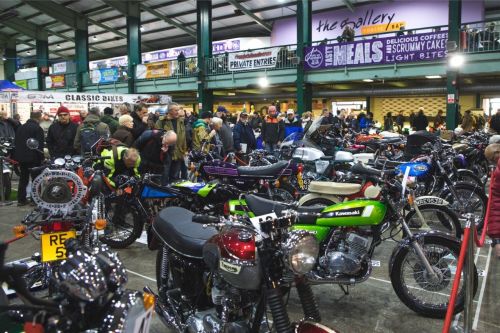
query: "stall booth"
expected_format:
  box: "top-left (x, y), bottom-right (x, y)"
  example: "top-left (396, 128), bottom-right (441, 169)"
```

top-left (8, 91), bottom-right (171, 123)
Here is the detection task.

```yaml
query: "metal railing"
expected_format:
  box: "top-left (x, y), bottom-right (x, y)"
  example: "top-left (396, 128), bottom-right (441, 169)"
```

top-left (461, 19), bottom-right (500, 53)
top-left (442, 170), bottom-right (494, 333)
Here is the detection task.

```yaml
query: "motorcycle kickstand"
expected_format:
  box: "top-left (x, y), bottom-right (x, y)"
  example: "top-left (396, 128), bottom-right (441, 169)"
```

top-left (339, 285), bottom-right (349, 295)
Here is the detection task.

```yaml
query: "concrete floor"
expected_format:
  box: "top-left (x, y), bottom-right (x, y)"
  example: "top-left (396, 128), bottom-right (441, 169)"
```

top-left (1, 203), bottom-right (499, 333)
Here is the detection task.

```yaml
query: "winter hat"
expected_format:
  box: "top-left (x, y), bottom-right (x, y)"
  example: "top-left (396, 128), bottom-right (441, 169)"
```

top-left (216, 105), bottom-right (228, 113)
top-left (200, 111), bottom-right (213, 119)
top-left (57, 106), bottom-right (70, 116)
top-left (286, 109), bottom-right (294, 115)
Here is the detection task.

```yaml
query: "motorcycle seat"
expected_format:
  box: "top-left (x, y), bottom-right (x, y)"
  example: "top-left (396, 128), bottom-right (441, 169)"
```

top-left (237, 160), bottom-right (289, 177)
top-left (379, 137), bottom-right (404, 145)
top-left (350, 163), bottom-right (395, 178)
top-left (153, 207), bottom-right (217, 259)
top-left (308, 181), bottom-right (362, 195)
top-left (245, 194), bottom-right (323, 224)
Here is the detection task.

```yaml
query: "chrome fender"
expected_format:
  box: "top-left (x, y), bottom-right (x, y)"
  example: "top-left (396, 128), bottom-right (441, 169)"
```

top-left (298, 193), bottom-right (343, 206)
top-left (388, 231), bottom-right (460, 274)
top-left (414, 196), bottom-right (449, 206)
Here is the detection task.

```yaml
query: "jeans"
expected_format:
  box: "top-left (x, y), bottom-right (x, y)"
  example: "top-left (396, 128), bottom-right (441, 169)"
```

top-left (161, 158), bottom-right (182, 185)
top-left (18, 162), bottom-right (41, 203)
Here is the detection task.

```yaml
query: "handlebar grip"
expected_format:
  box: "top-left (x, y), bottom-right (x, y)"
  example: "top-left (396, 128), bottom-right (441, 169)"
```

top-left (192, 214), bottom-right (219, 224)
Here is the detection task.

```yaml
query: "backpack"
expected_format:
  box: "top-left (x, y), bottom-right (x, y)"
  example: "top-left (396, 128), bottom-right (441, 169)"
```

top-left (80, 123), bottom-right (101, 155)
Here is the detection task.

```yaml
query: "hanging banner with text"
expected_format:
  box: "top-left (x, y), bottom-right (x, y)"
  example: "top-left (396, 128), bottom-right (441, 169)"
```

top-left (228, 48), bottom-right (280, 71)
top-left (91, 67), bottom-right (120, 84)
top-left (13, 91), bottom-right (172, 105)
top-left (135, 61), bottom-right (172, 79)
top-left (304, 31), bottom-right (448, 70)
top-left (45, 75), bottom-right (66, 89)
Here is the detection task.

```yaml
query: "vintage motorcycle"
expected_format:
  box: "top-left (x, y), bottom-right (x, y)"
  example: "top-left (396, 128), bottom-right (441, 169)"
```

top-left (228, 163), bottom-right (475, 318)
top-left (148, 207), bottom-right (340, 333)
top-left (0, 239), bottom-right (154, 332)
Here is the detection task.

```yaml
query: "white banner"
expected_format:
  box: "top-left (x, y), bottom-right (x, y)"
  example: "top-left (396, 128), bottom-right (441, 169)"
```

top-left (13, 91), bottom-right (171, 105)
top-left (228, 48), bottom-right (280, 71)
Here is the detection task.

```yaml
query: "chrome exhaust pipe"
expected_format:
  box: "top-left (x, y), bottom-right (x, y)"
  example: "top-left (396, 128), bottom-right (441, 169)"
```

top-left (306, 263), bottom-right (372, 285)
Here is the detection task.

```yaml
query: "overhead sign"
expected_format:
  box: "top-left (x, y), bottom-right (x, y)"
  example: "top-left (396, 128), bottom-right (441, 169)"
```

top-left (45, 75), bottom-right (66, 89)
top-left (361, 21), bottom-right (405, 35)
top-left (91, 67), bottom-right (120, 84)
top-left (304, 31), bottom-right (448, 70)
top-left (135, 61), bottom-right (171, 79)
top-left (228, 48), bottom-right (280, 71)
top-left (14, 91), bottom-right (172, 105)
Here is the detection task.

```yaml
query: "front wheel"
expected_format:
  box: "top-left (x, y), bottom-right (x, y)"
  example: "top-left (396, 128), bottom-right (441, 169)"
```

top-left (404, 204), bottom-right (462, 238)
top-left (390, 235), bottom-right (478, 318)
top-left (100, 199), bottom-right (144, 249)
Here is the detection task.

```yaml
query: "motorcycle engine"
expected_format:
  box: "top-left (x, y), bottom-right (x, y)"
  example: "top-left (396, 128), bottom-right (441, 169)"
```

top-left (319, 232), bottom-right (370, 276)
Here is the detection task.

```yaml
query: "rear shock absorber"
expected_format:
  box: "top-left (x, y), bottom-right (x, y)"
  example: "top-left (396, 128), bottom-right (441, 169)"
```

top-left (296, 277), bottom-right (321, 322)
top-left (266, 287), bottom-right (293, 333)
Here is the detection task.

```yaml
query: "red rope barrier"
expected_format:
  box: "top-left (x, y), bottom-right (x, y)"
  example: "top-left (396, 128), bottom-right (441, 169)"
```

top-left (442, 170), bottom-right (493, 332)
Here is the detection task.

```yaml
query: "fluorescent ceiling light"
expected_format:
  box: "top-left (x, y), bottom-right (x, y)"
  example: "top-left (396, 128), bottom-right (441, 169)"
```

top-left (140, 25), bottom-right (145, 31)
top-left (362, 79), bottom-right (373, 82)
top-left (449, 53), bottom-right (465, 68)
top-left (57, 44), bottom-right (61, 49)
top-left (425, 75), bottom-right (441, 79)
top-left (93, 35), bottom-right (98, 40)
top-left (259, 77), bottom-right (269, 88)
top-left (26, 50), bottom-right (31, 55)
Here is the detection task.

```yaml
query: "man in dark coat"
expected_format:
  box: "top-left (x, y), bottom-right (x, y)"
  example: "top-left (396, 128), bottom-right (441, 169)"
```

top-left (14, 111), bottom-right (45, 206)
top-left (0, 110), bottom-right (17, 139)
top-left (131, 103), bottom-right (149, 139)
top-left (101, 107), bottom-right (119, 134)
top-left (261, 105), bottom-right (284, 153)
top-left (46, 106), bottom-right (78, 158)
top-left (414, 109), bottom-right (429, 131)
top-left (233, 111), bottom-right (256, 153)
top-left (490, 109), bottom-right (500, 134)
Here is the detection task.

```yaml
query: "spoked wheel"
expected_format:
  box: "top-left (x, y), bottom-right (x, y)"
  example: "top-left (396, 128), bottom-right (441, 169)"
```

top-left (441, 182), bottom-right (487, 230)
top-left (405, 204), bottom-right (462, 238)
top-left (99, 200), bottom-right (143, 249)
top-left (390, 235), bottom-right (478, 318)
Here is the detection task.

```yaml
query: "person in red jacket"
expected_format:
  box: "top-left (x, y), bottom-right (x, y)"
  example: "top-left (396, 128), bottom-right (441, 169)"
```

top-left (485, 143), bottom-right (500, 258)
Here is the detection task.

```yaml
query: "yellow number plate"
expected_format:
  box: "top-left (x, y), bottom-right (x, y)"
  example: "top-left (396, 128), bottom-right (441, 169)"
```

top-left (41, 231), bottom-right (76, 262)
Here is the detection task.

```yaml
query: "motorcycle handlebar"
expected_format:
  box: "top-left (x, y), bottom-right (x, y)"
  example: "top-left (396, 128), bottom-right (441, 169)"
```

top-left (192, 214), bottom-right (220, 224)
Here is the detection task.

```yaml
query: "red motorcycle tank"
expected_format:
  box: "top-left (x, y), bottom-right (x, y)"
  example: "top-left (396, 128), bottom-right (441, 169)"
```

top-left (203, 227), bottom-right (261, 290)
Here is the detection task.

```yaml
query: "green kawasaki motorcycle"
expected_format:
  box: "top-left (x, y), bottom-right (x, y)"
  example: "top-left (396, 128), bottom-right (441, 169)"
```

top-left (229, 166), bottom-right (477, 318)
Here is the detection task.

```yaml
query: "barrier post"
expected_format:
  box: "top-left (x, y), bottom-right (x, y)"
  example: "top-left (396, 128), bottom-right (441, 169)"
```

top-left (462, 215), bottom-right (475, 333)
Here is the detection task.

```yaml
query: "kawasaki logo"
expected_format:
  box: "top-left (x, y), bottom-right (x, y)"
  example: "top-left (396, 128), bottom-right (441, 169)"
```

top-left (326, 208), bottom-right (363, 217)
top-left (219, 260), bottom-right (241, 274)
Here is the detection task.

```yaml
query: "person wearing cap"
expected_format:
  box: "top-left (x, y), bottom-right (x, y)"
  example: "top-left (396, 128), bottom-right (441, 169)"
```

top-left (233, 111), bottom-right (256, 154)
top-left (261, 105), bottom-right (284, 154)
top-left (155, 103), bottom-right (187, 182)
top-left (192, 111), bottom-right (215, 152)
top-left (283, 109), bottom-right (302, 138)
top-left (101, 107), bottom-right (119, 134)
top-left (46, 106), bottom-right (78, 158)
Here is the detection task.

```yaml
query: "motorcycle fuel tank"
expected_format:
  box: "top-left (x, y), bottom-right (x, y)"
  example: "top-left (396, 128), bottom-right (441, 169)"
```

top-left (316, 200), bottom-right (386, 227)
top-left (396, 162), bottom-right (431, 178)
top-left (203, 228), bottom-right (261, 290)
top-left (292, 147), bottom-right (325, 161)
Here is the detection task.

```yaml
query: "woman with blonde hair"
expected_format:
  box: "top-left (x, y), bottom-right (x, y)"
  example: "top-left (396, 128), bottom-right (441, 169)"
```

top-left (112, 114), bottom-right (135, 146)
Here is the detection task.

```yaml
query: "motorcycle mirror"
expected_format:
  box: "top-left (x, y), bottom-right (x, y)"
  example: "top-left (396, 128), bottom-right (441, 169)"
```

top-left (73, 156), bottom-right (82, 163)
top-left (26, 138), bottom-right (39, 150)
top-left (64, 155), bottom-right (72, 160)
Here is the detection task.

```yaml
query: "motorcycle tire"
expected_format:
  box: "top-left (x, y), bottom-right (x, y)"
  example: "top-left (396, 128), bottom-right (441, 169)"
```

top-left (440, 182), bottom-right (487, 230)
top-left (404, 204), bottom-right (462, 238)
top-left (270, 182), bottom-right (296, 202)
top-left (1, 173), bottom-right (11, 201)
top-left (390, 234), bottom-right (478, 318)
top-left (100, 202), bottom-right (143, 249)
top-left (470, 160), bottom-right (489, 185)
top-left (453, 170), bottom-right (483, 188)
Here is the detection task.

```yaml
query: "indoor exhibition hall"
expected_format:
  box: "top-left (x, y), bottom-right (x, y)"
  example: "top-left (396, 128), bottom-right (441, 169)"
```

top-left (0, 0), bottom-right (499, 332)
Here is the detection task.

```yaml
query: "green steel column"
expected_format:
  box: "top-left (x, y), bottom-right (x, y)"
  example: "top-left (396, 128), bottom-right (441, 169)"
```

top-left (36, 35), bottom-right (48, 91)
top-left (197, 0), bottom-right (213, 113)
top-left (127, 1), bottom-right (141, 94)
top-left (446, 0), bottom-right (461, 129)
top-left (4, 40), bottom-right (16, 82)
top-left (475, 93), bottom-right (481, 108)
top-left (296, 0), bottom-right (312, 115)
top-left (75, 28), bottom-right (89, 92)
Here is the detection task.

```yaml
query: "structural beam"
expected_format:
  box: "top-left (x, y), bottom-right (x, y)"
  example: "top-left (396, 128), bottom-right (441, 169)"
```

top-left (140, 4), bottom-right (196, 38)
top-left (1, 38), bottom-right (17, 81)
top-left (36, 38), bottom-right (49, 90)
top-left (342, 0), bottom-right (354, 12)
top-left (296, 0), bottom-right (312, 115)
top-left (1, 17), bottom-right (47, 41)
top-left (446, 0), bottom-right (462, 130)
top-left (23, 0), bottom-right (87, 30)
top-left (197, 0), bottom-right (213, 113)
top-left (226, 0), bottom-right (272, 32)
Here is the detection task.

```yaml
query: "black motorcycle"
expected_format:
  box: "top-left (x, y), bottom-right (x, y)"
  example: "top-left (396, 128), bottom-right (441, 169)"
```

top-left (148, 208), bottom-right (339, 333)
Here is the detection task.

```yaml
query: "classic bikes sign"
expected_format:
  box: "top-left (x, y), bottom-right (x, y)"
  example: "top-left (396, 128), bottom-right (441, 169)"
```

top-left (228, 48), bottom-right (280, 71)
top-left (304, 31), bottom-right (448, 70)
top-left (14, 91), bottom-right (172, 104)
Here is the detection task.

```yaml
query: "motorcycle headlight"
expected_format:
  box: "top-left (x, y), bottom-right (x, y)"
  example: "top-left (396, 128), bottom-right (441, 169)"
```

top-left (283, 230), bottom-right (319, 275)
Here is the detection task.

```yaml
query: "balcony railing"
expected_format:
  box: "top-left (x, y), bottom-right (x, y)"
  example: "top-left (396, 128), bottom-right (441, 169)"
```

top-left (461, 19), bottom-right (500, 53)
